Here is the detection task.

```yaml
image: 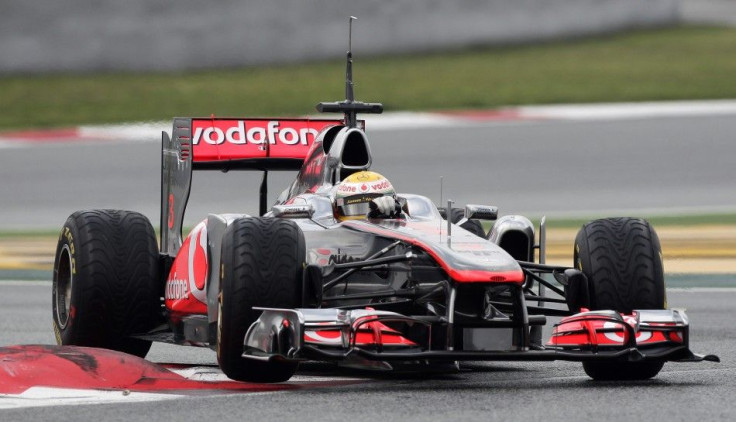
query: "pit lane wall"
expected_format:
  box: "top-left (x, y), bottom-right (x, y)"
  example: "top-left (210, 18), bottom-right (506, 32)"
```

top-left (1, 0), bottom-right (680, 73)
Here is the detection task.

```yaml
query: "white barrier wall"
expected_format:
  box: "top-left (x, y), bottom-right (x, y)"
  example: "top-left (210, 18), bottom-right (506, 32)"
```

top-left (0, 0), bottom-right (680, 73)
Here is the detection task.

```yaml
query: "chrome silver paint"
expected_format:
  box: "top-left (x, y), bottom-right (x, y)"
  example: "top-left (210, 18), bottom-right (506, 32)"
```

top-left (462, 204), bottom-right (498, 221)
top-left (283, 126), bottom-right (372, 200)
top-left (488, 214), bottom-right (536, 262)
top-left (447, 285), bottom-right (457, 350)
top-left (271, 204), bottom-right (314, 219)
top-left (398, 193), bottom-right (442, 220)
top-left (446, 199), bottom-right (453, 247)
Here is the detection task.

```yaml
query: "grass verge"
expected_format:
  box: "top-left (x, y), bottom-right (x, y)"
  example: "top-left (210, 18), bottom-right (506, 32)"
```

top-left (2, 25), bottom-right (736, 130)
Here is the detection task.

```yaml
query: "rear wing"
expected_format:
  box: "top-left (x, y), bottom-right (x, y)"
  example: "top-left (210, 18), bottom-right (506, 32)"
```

top-left (160, 118), bottom-right (343, 256)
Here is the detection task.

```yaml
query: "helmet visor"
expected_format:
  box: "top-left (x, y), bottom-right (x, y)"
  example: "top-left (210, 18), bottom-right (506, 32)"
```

top-left (336, 193), bottom-right (381, 217)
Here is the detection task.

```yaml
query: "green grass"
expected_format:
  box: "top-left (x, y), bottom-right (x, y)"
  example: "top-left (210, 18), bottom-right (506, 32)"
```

top-left (0, 230), bottom-right (60, 239)
top-left (2, 26), bottom-right (736, 130)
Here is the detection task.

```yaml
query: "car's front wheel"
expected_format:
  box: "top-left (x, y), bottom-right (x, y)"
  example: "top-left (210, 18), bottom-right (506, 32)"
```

top-left (574, 217), bottom-right (666, 380)
top-left (217, 217), bottom-right (304, 383)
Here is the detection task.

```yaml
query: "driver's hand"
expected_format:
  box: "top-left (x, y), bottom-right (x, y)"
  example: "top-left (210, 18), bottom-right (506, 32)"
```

top-left (369, 196), bottom-right (400, 218)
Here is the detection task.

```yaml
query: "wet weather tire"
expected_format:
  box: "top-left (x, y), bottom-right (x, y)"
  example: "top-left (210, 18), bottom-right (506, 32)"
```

top-left (52, 210), bottom-right (160, 358)
top-left (574, 217), bottom-right (666, 380)
top-left (217, 217), bottom-right (305, 383)
top-left (439, 207), bottom-right (486, 238)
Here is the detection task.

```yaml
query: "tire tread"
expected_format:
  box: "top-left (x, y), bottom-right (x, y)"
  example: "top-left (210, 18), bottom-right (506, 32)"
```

top-left (53, 209), bottom-right (159, 357)
top-left (218, 217), bottom-right (304, 382)
top-left (574, 217), bottom-right (666, 380)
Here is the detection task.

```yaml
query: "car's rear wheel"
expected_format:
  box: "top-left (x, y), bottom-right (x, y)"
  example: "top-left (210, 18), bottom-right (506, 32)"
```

top-left (52, 210), bottom-right (160, 358)
top-left (574, 217), bottom-right (666, 380)
top-left (438, 207), bottom-right (485, 238)
top-left (217, 217), bottom-right (304, 383)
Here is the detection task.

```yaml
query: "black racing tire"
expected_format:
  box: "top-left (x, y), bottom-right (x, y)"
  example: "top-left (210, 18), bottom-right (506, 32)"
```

top-left (438, 207), bottom-right (486, 238)
top-left (52, 210), bottom-right (160, 358)
top-left (574, 217), bottom-right (666, 380)
top-left (574, 217), bottom-right (666, 312)
top-left (217, 217), bottom-right (305, 383)
top-left (582, 359), bottom-right (665, 381)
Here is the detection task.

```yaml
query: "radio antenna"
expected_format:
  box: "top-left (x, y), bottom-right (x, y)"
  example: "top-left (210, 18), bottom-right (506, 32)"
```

top-left (316, 16), bottom-right (383, 128)
top-left (346, 16), bottom-right (356, 104)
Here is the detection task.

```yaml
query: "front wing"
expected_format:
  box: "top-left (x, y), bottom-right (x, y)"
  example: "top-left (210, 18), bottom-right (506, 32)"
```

top-left (241, 307), bottom-right (718, 367)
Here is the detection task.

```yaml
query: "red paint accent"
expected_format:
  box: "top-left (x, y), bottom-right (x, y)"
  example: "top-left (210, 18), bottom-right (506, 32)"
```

top-left (445, 269), bottom-right (524, 283)
top-left (193, 229), bottom-right (207, 291)
top-left (436, 109), bottom-right (531, 122)
top-left (0, 128), bottom-right (83, 143)
top-left (167, 193), bottom-right (175, 229)
top-left (190, 119), bottom-right (343, 163)
top-left (351, 317), bottom-right (417, 347)
top-left (669, 331), bottom-right (683, 342)
top-left (165, 220), bottom-right (208, 314)
top-left (353, 332), bottom-right (416, 346)
top-left (304, 329), bottom-right (342, 344)
top-left (547, 313), bottom-right (684, 347)
top-left (305, 325), bottom-right (417, 347)
top-left (0, 345), bottom-right (297, 395)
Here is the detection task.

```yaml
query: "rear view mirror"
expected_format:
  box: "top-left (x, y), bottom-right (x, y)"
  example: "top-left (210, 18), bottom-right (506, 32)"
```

top-left (464, 204), bottom-right (498, 221)
top-left (272, 204), bottom-right (314, 218)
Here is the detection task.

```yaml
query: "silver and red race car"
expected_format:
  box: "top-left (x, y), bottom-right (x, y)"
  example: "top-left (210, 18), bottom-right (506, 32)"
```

top-left (51, 26), bottom-right (717, 383)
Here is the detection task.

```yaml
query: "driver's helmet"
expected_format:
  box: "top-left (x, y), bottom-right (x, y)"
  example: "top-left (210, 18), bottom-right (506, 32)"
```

top-left (334, 171), bottom-right (396, 220)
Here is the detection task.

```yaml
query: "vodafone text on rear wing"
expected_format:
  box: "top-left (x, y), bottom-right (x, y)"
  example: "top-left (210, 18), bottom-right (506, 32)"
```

top-left (189, 118), bottom-right (345, 169)
top-left (160, 118), bottom-right (346, 256)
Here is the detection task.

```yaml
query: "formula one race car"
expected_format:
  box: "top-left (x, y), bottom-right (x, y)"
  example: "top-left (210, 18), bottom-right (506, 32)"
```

top-left (51, 22), bottom-right (717, 383)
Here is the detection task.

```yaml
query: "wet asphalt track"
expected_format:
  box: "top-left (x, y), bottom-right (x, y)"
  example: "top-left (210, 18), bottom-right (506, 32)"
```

top-left (0, 282), bottom-right (732, 421)
top-left (1, 114), bottom-right (735, 231)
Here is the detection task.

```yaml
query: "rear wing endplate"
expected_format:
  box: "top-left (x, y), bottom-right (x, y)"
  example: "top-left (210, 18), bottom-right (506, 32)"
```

top-left (160, 118), bottom-right (343, 256)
